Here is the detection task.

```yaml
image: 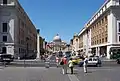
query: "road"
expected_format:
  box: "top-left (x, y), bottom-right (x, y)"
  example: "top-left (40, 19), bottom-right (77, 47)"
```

top-left (0, 55), bottom-right (120, 81)
top-left (0, 63), bottom-right (120, 81)
top-left (0, 55), bottom-right (57, 67)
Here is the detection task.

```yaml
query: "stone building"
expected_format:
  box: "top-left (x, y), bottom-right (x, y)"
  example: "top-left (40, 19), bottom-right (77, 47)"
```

top-left (72, 0), bottom-right (120, 59)
top-left (0, 0), bottom-right (37, 59)
top-left (47, 34), bottom-right (67, 54)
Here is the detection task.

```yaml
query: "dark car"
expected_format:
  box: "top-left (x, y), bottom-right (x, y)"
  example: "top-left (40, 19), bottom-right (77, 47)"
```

top-left (117, 58), bottom-right (120, 64)
top-left (0, 54), bottom-right (14, 63)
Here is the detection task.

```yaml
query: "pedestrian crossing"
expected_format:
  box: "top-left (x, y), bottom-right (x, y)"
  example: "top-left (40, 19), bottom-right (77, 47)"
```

top-left (67, 69), bottom-right (80, 81)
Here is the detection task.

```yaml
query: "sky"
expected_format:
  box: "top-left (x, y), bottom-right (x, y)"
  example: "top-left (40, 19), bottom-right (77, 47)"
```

top-left (19, 0), bottom-right (105, 43)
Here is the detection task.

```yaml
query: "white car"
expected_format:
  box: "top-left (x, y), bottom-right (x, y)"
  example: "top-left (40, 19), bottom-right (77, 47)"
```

top-left (87, 56), bottom-right (102, 67)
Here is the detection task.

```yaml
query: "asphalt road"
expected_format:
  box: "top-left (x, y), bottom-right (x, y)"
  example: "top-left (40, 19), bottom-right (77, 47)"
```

top-left (0, 55), bottom-right (120, 81)
top-left (0, 67), bottom-right (70, 81)
top-left (74, 66), bottom-right (120, 81)
top-left (0, 63), bottom-right (120, 81)
top-left (0, 55), bottom-right (120, 68)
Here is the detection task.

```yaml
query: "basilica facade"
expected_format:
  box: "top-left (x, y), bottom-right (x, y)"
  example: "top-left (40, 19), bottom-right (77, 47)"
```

top-left (47, 34), bottom-right (68, 54)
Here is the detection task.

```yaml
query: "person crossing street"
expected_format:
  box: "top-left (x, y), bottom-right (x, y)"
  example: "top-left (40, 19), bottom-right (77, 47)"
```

top-left (68, 58), bottom-right (74, 74)
top-left (60, 56), bottom-right (67, 74)
top-left (83, 55), bottom-right (88, 73)
top-left (56, 56), bottom-right (59, 68)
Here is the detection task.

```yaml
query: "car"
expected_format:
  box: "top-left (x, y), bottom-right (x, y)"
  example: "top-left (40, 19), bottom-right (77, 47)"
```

top-left (117, 58), bottom-right (120, 64)
top-left (71, 56), bottom-right (82, 65)
top-left (87, 56), bottom-right (102, 67)
top-left (78, 60), bottom-right (84, 67)
top-left (0, 54), bottom-right (14, 64)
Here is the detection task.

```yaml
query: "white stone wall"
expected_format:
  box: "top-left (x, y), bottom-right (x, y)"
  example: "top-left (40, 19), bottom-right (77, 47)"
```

top-left (0, 0), bottom-right (37, 59)
top-left (0, 5), bottom-right (17, 55)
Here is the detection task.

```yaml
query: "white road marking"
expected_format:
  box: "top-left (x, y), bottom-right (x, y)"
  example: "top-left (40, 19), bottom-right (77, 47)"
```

top-left (68, 74), bottom-right (80, 81)
top-left (67, 69), bottom-right (80, 81)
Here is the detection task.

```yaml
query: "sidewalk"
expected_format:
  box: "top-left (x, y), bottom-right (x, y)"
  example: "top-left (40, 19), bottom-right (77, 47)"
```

top-left (101, 57), bottom-right (116, 62)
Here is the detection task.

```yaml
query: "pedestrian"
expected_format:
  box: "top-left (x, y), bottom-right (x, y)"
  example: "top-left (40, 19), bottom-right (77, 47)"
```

top-left (60, 56), bottom-right (67, 74)
top-left (56, 56), bottom-right (59, 68)
top-left (68, 58), bottom-right (74, 74)
top-left (83, 55), bottom-right (88, 73)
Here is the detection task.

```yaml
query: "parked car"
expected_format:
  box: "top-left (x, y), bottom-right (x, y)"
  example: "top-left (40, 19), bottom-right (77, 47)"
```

top-left (87, 56), bottom-right (102, 67)
top-left (117, 58), bottom-right (120, 64)
top-left (0, 54), bottom-right (14, 63)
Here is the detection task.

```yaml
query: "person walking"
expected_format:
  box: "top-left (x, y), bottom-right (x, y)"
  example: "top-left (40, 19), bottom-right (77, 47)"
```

top-left (68, 58), bottom-right (74, 74)
top-left (83, 55), bottom-right (88, 73)
top-left (60, 56), bottom-right (67, 74)
top-left (56, 56), bottom-right (59, 68)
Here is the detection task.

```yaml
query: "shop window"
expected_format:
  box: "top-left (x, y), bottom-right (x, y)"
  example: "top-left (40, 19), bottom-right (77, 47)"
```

top-left (2, 47), bottom-right (6, 54)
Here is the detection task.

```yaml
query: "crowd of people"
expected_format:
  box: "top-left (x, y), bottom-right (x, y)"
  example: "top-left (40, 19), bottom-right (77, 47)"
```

top-left (56, 55), bottom-right (88, 74)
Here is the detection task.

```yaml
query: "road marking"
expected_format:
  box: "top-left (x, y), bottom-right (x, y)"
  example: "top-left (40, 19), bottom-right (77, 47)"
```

top-left (68, 74), bottom-right (80, 81)
top-left (67, 69), bottom-right (80, 81)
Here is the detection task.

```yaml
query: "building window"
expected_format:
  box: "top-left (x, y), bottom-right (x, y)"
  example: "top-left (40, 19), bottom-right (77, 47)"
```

top-left (97, 40), bottom-right (98, 44)
top-left (2, 23), bottom-right (7, 32)
top-left (76, 39), bottom-right (78, 42)
top-left (3, 0), bottom-right (7, 4)
top-left (102, 38), bottom-right (104, 43)
top-left (119, 23), bottom-right (120, 32)
top-left (100, 39), bottom-right (101, 43)
top-left (105, 37), bottom-right (107, 42)
top-left (119, 36), bottom-right (120, 42)
top-left (2, 47), bottom-right (6, 54)
top-left (95, 41), bottom-right (96, 44)
top-left (3, 36), bottom-right (7, 42)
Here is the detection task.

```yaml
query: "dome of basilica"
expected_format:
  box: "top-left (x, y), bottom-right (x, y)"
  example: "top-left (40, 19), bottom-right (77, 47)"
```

top-left (53, 34), bottom-right (61, 42)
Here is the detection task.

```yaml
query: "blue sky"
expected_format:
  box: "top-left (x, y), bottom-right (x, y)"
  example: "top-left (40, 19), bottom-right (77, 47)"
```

top-left (19, 0), bottom-right (105, 43)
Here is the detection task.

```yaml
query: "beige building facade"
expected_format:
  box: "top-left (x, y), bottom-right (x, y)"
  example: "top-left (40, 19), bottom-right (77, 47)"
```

top-left (72, 0), bottom-right (120, 59)
top-left (0, 0), bottom-right (37, 59)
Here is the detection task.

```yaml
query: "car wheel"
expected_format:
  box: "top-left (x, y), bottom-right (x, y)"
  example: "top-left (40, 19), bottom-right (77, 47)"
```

top-left (117, 60), bottom-right (120, 64)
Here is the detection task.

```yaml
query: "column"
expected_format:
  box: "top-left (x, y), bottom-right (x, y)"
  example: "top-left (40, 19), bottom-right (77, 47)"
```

top-left (36, 29), bottom-right (40, 59)
top-left (96, 47), bottom-right (98, 56)
top-left (97, 47), bottom-right (100, 56)
top-left (107, 46), bottom-right (111, 59)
